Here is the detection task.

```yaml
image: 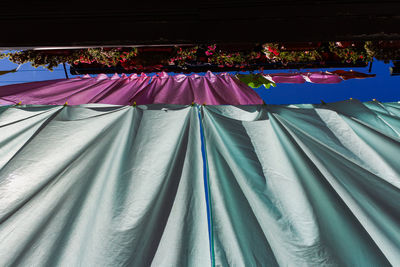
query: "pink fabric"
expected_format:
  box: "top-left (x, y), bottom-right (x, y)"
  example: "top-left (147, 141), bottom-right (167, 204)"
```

top-left (0, 71), bottom-right (263, 105)
top-left (303, 72), bottom-right (343, 84)
top-left (266, 73), bottom-right (306, 83)
top-left (330, 70), bottom-right (376, 80)
top-left (264, 72), bottom-right (343, 84)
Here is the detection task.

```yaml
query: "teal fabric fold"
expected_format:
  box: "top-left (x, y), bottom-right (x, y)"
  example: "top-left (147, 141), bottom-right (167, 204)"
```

top-left (201, 101), bottom-right (400, 266)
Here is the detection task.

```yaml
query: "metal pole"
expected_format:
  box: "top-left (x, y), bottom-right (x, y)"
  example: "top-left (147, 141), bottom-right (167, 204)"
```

top-left (368, 61), bottom-right (373, 73)
top-left (63, 63), bottom-right (69, 79)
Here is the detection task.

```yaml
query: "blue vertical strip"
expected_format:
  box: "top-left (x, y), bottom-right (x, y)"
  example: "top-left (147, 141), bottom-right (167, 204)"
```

top-left (197, 105), bottom-right (215, 267)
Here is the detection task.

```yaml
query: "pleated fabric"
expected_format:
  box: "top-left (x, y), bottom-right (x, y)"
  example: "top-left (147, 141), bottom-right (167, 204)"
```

top-left (0, 72), bottom-right (263, 106)
top-left (0, 100), bottom-right (399, 266)
top-left (202, 100), bottom-right (400, 266)
top-left (0, 105), bottom-right (211, 266)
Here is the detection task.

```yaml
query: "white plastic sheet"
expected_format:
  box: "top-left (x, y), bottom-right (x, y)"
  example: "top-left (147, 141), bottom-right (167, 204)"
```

top-left (0, 104), bottom-right (210, 266)
top-left (0, 100), bottom-right (399, 266)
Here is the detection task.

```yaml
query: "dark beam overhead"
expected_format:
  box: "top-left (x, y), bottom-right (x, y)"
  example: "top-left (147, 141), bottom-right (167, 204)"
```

top-left (1, 1), bottom-right (400, 48)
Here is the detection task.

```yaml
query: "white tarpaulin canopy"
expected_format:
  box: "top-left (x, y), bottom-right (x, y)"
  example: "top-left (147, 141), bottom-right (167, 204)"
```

top-left (0, 100), bottom-right (399, 266)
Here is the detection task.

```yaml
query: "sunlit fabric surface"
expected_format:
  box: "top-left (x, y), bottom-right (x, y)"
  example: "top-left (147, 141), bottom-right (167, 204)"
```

top-left (1, 100), bottom-right (400, 266)
top-left (0, 71), bottom-right (263, 105)
top-left (202, 100), bottom-right (400, 266)
top-left (0, 105), bottom-right (211, 266)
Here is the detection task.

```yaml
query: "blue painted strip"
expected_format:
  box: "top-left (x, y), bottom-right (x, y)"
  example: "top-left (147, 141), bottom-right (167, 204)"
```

top-left (197, 105), bottom-right (215, 267)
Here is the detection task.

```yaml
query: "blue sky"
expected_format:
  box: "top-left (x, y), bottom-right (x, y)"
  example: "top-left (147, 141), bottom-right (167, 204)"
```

top-left (0, 56), bottom-right (399, 104)
top-left (254, 61), bottom-right (400, 104)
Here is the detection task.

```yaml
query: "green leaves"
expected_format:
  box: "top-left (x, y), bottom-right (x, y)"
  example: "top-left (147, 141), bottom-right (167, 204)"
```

top-left (237, 74), bottom-right (276, 89)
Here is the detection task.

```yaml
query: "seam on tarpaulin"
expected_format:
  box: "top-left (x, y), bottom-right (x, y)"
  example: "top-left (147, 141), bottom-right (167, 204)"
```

top-left (197, 105), bottom-right (215, 267)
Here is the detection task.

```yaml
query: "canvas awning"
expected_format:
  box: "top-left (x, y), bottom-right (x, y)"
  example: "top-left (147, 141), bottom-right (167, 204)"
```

top-left (0, 100), bottom-right (399, 266)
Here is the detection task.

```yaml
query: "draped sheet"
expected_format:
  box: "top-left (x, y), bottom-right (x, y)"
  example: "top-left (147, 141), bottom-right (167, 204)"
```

top-left (0, 105), bottom-right (211, 266)
top-left (263, 71), bottom-right (374, 84)
top-left (1, 100), bottom-right (400, 266)
top-left (202, 100), bottom-right (400, 266)
top-left (263, 72), bottom-right (344, 84)
top-left (0, 72), bottom-right (263, 106)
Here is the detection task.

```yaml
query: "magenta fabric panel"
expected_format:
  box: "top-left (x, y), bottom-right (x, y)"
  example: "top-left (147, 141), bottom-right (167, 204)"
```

top-left (304, 72), bottom-right (343, 84)
top-left (132, 72), bottom-right (196, 105)
top-left (0, 74), bottom-right (151, 105)
top-left (134, 72), bottom-right (263, 105)
top-left (0, 72), bottom-right (263, 105)
top-left (266, 73), bottom-right (306, 83)
top-left (263, 72), bottom-right (342, 84)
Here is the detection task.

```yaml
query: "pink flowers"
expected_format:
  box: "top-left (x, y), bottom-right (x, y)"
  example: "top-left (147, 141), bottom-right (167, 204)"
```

top-left (267, 46), bottom-right (279, 56)
top-left (205, 44), bottom-right (217, 56)
top-left (207, 45), bottom-right (216, 51)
